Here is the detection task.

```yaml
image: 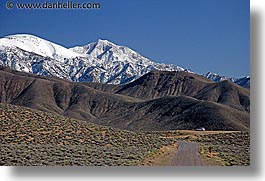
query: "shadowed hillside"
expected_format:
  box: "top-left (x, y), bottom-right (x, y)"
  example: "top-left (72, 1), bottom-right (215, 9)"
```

top-left (194, 80), bottom-right (250, 112)
top-left (0, 67), bottom-right (250, 131)
top-left (116, 70), bottom-right (213, 99)
top-left (84, 70), bottom-right (250, 113)
top-left (116, 71), bottom-right (250, 112)
top-left (0, 67), bottom-right (138, 121)
top-left (93, 96), bottom-right (249, 131)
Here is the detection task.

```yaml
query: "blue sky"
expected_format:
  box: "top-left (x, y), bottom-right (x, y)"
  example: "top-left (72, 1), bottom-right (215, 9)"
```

top-left (0, 0), bottom-right (249, 77)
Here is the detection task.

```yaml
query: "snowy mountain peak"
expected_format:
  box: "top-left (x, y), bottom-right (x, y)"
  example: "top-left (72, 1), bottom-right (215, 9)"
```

top-left (0, 34), bottom-right (186, 84)
top-left (204, 72), bottom-right (250, 88)
top-left (70, 39), bottom-right (118, 55)
top-left (205, 72), bottom-right (230, 82)
top-left (96, 39), bottom-right (114, 45)
top-left (205, 72), bottom-right (218, 76)
top-left (0, 34), bottom-right (85, 60)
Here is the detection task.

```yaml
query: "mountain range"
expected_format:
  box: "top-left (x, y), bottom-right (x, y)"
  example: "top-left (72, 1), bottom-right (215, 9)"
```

top-left (204, 72), bottom-right (250, 88)
top-left (0, 66), bottom-right (249, 131)
top-left (0, 34), bottom-right (250, 131)
top-left (0, 34), bottom-right (249, 87)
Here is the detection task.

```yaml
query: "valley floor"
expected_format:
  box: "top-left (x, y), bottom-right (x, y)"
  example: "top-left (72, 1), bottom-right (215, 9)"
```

top-left (0, 104), bottom-right (250, 166)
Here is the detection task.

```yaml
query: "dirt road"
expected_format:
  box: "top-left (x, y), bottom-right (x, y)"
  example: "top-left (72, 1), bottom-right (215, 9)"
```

top-left (171, 141), bottom-right (204, 166)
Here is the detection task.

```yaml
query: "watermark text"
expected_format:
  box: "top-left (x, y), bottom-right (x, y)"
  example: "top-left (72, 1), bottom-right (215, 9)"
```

top-left (6, 1), bottom-right (101, 10)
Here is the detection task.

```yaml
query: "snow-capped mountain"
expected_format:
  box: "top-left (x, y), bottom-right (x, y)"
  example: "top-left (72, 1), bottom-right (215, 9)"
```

top-left (0, 34), bottom-right (85, 60)
top-left (205, 72), bottom-right (250, 88)
top-left (0, 34), bottom-right (186, 84)
top-left (0, 34), bottom-right (249, 87)
top-left (70, 39), bottom-right (189, 84)
top-left (0, 34), bottom-right (104, 82)
top-left (204, 72), bottom-right (236, 82)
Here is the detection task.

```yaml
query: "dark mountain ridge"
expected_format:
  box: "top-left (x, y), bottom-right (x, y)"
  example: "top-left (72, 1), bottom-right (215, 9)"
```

top-left (84, 70), bottom-right (250, 113)
top-left (0, 66), bottom-right (250, 131)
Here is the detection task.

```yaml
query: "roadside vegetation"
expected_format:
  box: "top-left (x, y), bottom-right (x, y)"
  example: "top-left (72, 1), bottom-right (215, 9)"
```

top-left (196, 132), bottom-right (250, 166)
top-left (0, 103), bottom-right (171, 166)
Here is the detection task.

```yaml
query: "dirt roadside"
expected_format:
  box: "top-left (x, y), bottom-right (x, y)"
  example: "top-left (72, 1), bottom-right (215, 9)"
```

top-left (140, 141), bottom-right (223, 166)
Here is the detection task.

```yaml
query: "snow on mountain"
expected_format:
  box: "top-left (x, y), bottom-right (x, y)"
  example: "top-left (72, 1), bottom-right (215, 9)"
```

top-left (0, 34), bottom-right (249, 87)
top-left (204, 72), bottom-right (250, 88)
top-left (205, 72), bottom-right (234, 82)
top-left (0, 34), bottom-right (186, 84)
top-left (233, 76), bottom-right (250, 88)
top-left (0, 34), bottom-right (85, 60)
top-left (70, 39), bottom-right (188, 84)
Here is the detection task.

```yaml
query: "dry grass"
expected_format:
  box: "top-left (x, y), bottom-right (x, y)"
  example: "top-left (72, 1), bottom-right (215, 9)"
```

top-left (139, 143), bottom-right (178, 166)
top-left (195, 132), bottom-right (250, 166)
top-left (0, 103), bottom-right (171, 166)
